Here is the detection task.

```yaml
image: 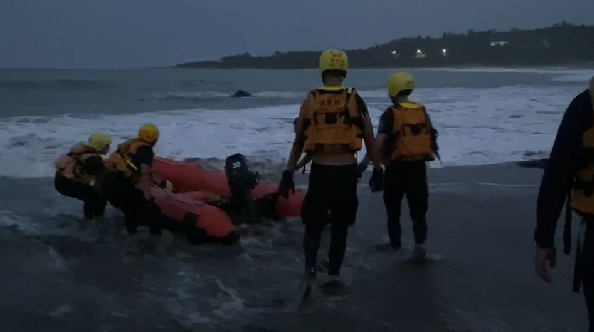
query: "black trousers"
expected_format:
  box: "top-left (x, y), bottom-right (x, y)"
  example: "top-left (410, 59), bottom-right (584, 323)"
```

top-left (580, 224), bottom-right (594, 332)
top-left (101, 172), bottom-right (155, 233)
top-left (301, 163), bottom-right (358, 276)
top-left (54, 172), bottom-right (106, 218)
top-left (383, 161), bottom-right (429, 246)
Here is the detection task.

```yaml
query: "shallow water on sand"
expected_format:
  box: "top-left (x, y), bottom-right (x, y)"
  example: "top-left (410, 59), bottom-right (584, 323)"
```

top-left (0, 163), bottom-right (587, 331)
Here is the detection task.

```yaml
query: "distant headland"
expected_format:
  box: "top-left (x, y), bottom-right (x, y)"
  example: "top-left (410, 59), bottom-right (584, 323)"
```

top-left (176, 21), bottom-right (594, 69)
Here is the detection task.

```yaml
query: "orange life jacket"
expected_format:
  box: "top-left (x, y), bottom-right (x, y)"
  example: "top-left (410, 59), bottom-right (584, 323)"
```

top-left (104, 138), bottom-right (151, 183)
top-left (302, 87), bottom-right (363, 155)
top-left (384, 101), bottom-right (437, 163)
top-left (55, 144), bottom-right (101, 184)
top-left (571, 107), bottom-right (594, 216)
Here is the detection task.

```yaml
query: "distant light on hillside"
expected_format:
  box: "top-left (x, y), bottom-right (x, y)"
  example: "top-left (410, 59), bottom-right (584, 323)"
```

top-left (490, 41), bottom-right (509, 47)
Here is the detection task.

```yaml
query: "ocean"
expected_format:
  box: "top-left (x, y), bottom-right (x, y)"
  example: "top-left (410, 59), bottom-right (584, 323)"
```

top-left (0, 67), bottom-right (592, 331)
top-left (1, 67), bottom-right (591, 177)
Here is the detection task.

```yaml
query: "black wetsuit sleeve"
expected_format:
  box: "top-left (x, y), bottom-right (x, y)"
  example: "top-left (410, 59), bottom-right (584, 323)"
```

top-left (377, 109), bottom-right (394, 136)
top-left (132, 145), bottom-right (155, 168)
top-left (535, 92), bottom-right (589, 248)
top-left (82, 155), bottom-right (106, 176)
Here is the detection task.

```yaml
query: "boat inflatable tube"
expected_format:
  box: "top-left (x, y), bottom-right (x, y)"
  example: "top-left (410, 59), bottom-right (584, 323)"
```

top-left (150, 186), bottom-right (239, 245)
top-left (152, 157), bottom-right (306, 219)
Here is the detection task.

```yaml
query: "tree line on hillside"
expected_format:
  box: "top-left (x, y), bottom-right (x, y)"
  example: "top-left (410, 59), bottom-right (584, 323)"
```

top-left (177, 22), bottom-right (594, 69)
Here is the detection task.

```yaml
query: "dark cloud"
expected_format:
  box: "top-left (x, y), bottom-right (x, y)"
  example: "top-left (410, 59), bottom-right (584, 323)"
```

top-left (1, 0), bottom-right (592, 68)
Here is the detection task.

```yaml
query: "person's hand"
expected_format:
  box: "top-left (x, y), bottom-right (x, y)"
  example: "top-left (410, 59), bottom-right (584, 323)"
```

top-left (369, 167), bottom-right (384, 192)
top-left (278, 170), bottom-right (295, 199)
top-left (159, 180), bottom-right (174, 191)
top-left (535, 246), bottom-right (557, 283)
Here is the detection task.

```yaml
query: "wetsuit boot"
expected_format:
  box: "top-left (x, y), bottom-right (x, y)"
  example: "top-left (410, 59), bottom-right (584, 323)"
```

top-left (388, 218), bottom-right (403, 250)
top-left (149, 224), bottom-right (162, 236)
top-left (298, 265), bottom-right (317, 309)
top-left (92, 200), bottom-right (106, 222)
top-left (146, 202), bottom-right (163, 236)
top-left (83, 202), bottom-right (93, 220)
top-left (124, 212), bottom-right (138, 234)
top-left (375, 218), bottom-right (402, 252)
top-left (407, 245), bottom-right (427, 266)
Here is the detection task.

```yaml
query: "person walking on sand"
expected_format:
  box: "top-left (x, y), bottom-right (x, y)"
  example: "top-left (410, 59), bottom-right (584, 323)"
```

top-left (371, 72), bottom-right (439, 265)
top-left (534, 77), bottom-right (594, 331)
top-left (277, 49), bottom-right (384, 296)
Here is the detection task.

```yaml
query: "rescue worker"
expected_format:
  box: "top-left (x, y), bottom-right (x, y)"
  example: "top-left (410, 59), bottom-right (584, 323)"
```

top-left (278, 50), bottom-right (384, 293)
top-left (102, 124), bottom-right (162, 235)
top-left (372, 72), bottom-right (439, 265)
top-left (55, 132), bottom-right (112, 220)
top-left (534, 77), bottom-right (594, 331)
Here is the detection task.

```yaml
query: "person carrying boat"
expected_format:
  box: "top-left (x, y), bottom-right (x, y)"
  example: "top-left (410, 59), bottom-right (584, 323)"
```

top-left (279, 49), bottom-right (384, 294)
top-left (55, 132), bottom-right (112, 221)
top-left (372, 72), bottom-right (439, 265)
top-left (102, 124), bottom-right (162, 235)
top-left (534, 77), bottom-right (594, 331)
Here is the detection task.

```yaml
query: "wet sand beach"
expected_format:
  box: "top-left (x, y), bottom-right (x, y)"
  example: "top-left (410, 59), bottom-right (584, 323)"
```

top-left (0, 162), bottom-right (586, 331)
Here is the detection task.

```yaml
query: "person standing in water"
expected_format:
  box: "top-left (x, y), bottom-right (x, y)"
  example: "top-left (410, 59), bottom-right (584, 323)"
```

top-left (372, 72), bottom-right (439, 265)
top-left (278, 49), bottom-right (383, 294)
top-left (102, 124), bottom-right (163, 236)
top-left (55, 132), bottom-right (112, 221)
top-left (534, 77), bottom-right (594, 331)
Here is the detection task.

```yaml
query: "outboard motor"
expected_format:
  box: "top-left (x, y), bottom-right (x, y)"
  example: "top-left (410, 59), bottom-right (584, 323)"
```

top-left (224, 153), bottom-right (259, 223)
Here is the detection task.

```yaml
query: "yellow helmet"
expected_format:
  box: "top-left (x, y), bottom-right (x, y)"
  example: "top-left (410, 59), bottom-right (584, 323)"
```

top-left (387, 72), bottom-right (415, 97)
top-left (138, 124), bottom-right (160, 144)
top-left (87, 132), bottom-right (112, 152)
top-left (319, 50), bottom-right (349, 77)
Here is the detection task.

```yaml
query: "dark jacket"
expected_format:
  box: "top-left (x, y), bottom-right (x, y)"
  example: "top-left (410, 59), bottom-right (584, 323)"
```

top-left (535, 90), bottom-right (593, 248)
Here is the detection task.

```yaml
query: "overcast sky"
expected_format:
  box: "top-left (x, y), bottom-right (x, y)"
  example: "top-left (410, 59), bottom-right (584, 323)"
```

top-left (0, 0), bottom-right (592, 69)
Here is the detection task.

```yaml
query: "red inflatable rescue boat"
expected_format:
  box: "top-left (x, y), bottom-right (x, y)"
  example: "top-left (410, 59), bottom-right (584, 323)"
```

top-left (152, 157), bottom-right (306, 219)
top-left (150, 186), bottom-right (239, 245)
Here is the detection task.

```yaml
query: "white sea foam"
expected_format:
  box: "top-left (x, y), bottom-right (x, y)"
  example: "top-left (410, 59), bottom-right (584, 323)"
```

top-left (0, 85), bottom-right (581, 178)
top-left (161, 90), bottom-right (304, 100)
top-left (419, 67), bottom-right (593, 82)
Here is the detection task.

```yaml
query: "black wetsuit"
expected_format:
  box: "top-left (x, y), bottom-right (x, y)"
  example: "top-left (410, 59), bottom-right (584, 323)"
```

top-left (535, 89), bottom-right (594, 331)
top-left (54, 155), bottom-right (107, 219)
top-left (102, 145), bottom-right (156, 234)
top-left (377, 107), bottom-right (430, 248)
top-left (301, 92), bottom-right (369, 277)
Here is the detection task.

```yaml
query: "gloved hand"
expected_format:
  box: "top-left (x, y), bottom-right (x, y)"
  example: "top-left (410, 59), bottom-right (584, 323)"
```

top-left (369, 167), bottom-right (384, 192)
top-left (159, 180), bottom-right (174, 191)
top-left (278, 170), bottom-right (295, 199)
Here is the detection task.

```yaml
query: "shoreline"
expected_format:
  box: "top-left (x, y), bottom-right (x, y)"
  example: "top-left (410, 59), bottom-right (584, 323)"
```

top-left (1, 64), bottom-right (593, 71)
top-left (173, 62), bottom-right (594, 70)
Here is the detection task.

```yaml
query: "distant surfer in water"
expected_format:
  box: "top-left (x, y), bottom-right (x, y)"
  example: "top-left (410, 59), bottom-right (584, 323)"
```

top-left (231, 90), bottom-right (252, 98)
